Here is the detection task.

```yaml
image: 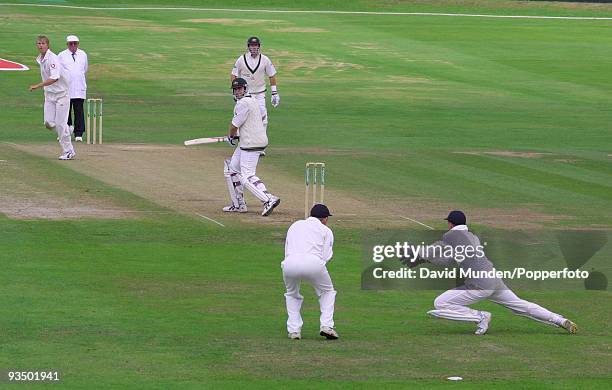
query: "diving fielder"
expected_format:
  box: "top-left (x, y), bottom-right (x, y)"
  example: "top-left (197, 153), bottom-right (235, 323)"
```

top-left (230, 36), bottom-right (279, 131)
top-left (224, 78), bottom-right (280, 216)
top-left (282, 204), bottom-right (338, 340)
top-left (418, 210), bottom-right (577, 335)
top-left (29, 35), bottom-right (76, 160)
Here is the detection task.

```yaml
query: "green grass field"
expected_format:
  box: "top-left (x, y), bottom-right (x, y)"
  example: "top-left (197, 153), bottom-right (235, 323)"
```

top-left (1, 1), bottom-right (611, 388)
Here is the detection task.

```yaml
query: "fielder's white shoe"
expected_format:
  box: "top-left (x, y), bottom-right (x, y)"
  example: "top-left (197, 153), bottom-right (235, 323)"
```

top-left (320, 327), bottom-right (339, 340)
top-left (475, 311), bottom-right (492, 335)
top-left (288, 332), bottom-right (301, 340)
top-left (75, 136), bottom-right (83, 142)
top-left (58, 151), bottom-right (76, 160)
top-left (261, 196), bottom-right (280, 216)
top-left (562, 319), bottom-right (578, 334)
top-left (222, 204), bottom-right (247, 213)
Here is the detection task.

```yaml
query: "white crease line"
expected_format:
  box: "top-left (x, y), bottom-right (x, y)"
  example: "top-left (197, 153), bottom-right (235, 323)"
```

top-left (400, 216), bottom-right (435, 230)
top-left (196, 213), bottom-right (225, 227)
top-left (2, 142), bottom-right (19, 146)
top-left (0, 4), bottom-right (610, 21)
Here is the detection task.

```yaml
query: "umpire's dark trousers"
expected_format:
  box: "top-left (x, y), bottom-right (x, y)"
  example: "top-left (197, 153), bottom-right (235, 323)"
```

top-left (67, 98), bottom-right (85, 137)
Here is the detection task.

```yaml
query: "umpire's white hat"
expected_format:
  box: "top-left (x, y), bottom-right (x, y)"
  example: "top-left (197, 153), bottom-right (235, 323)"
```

top-left (66, 35), bottom-right (80, 42)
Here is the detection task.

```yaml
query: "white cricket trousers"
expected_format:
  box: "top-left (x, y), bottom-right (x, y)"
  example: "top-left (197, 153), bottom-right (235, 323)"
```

top-left (282, 255), bottom-right (336, 333)
top-left (428, 286), bottom-right (566, 327)
top-left (228, 147), bottom-right (273, 203)
top-left (44, 92), bottom-right (73, 155)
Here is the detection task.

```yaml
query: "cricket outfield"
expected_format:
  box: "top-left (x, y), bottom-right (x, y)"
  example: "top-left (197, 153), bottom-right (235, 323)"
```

top-left (1, 0), bottom-right (611, 388)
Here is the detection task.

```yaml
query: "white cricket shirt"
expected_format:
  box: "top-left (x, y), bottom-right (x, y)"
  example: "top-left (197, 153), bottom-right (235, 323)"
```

top-left (58, 48), bottom-right (88, 99)
top-left (232, 96), bottom-right (267, 150)
top-left (231, 53), bottom-right (276, 94)
top-left (284, 217), bottom-right (334, 263)
top-left (36, 49), bottom-right (69, 95)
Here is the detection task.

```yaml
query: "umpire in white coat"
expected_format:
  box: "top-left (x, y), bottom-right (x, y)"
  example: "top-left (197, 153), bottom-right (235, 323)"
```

top-left (421, 210), bottom-right (578, 336)
top-left (58, 35), bottom-right (88, 142)
top-left (282, 204), bottom-right (338, 340)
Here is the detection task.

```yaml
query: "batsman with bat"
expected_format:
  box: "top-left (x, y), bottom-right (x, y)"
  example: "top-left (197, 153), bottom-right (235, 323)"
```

top-left (222, 77), bottom-right (280, 216)
top-left (415, 211), bottom-right (578, 336)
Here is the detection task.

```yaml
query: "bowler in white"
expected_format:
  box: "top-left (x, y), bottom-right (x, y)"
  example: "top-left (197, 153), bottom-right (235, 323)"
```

top-left (282, 204), bottom-right (338, 340)
top-left (29, 35), bottom-right (75, 160)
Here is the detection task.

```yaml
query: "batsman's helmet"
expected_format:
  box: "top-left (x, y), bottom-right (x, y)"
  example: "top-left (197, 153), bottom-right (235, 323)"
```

top-left (247, 36), bottom-right (260, 46)
top-left (232, 77), bottom-right (248, 101)
top-left (231, 77), bottom-right (248, 90)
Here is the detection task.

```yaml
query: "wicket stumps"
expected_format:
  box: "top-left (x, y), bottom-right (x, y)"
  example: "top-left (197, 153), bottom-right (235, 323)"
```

top-left (305, 162), bottom-right (326, 218)
top-left (86, 98), bottom-right (103, 144)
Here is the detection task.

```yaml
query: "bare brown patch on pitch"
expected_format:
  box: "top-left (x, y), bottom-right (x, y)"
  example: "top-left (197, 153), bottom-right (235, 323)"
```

top-left (0, 145), bottom-right (137, 220)
top-left (264, 49), bottom-right (366, 73)
top-left (284, 57), bottom-right (365, 72)
top-left (554, 159), bottom-right (579, 164)
top-left (455, 151), bottom-right (552, 159)
top-left (387, 75), bottom-right (433, 84)
top-left (266, 27), bottom-right (327, 33)
top-left (10, 144), bottom-right (573, 229)
top-left (404, 59), bottom-right (458, 68)
top-left (345, 42), bottom-right (385, 50)
top-left (182, 18), bottom-right (285, 25)
top-left (10, 143), bottom-right (427, 228)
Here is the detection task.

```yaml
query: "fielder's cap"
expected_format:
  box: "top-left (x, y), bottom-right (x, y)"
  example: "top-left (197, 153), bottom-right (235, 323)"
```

top-left (445, 210), bottom-right (466, 225)
top-left (66, 35), bottom-right (79, 42)
top-left (310, 204), bottom-right (332, 218)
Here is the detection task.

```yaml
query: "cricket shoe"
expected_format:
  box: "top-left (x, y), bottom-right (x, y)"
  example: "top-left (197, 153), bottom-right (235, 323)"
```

top-left (562, 319), bottom-right (577, 334)
top-left (320, 327), bottom-right (339, 340)
top-left (475, 311), bottom-right (492, 335)
top-left (261, 196), bottom-right (280, 216)
top-left (288, 332), bottom-right (301, 340)
top-left (222, 204), bottom-right (247, 213)
top-left (75, 136), bottom-right (83, 142)
top-left (58, 151), bottom-right (76, 160)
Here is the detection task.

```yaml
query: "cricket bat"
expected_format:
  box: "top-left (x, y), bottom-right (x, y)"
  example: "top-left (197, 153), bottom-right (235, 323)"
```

top-left (184, 136), bottom-right (226, 146)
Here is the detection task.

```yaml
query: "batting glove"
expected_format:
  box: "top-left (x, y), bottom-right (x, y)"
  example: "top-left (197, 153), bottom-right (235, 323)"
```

top-left (271, 85), bottom-right (280, 108)
top-left (271, 92), bottom-right (280, 108)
